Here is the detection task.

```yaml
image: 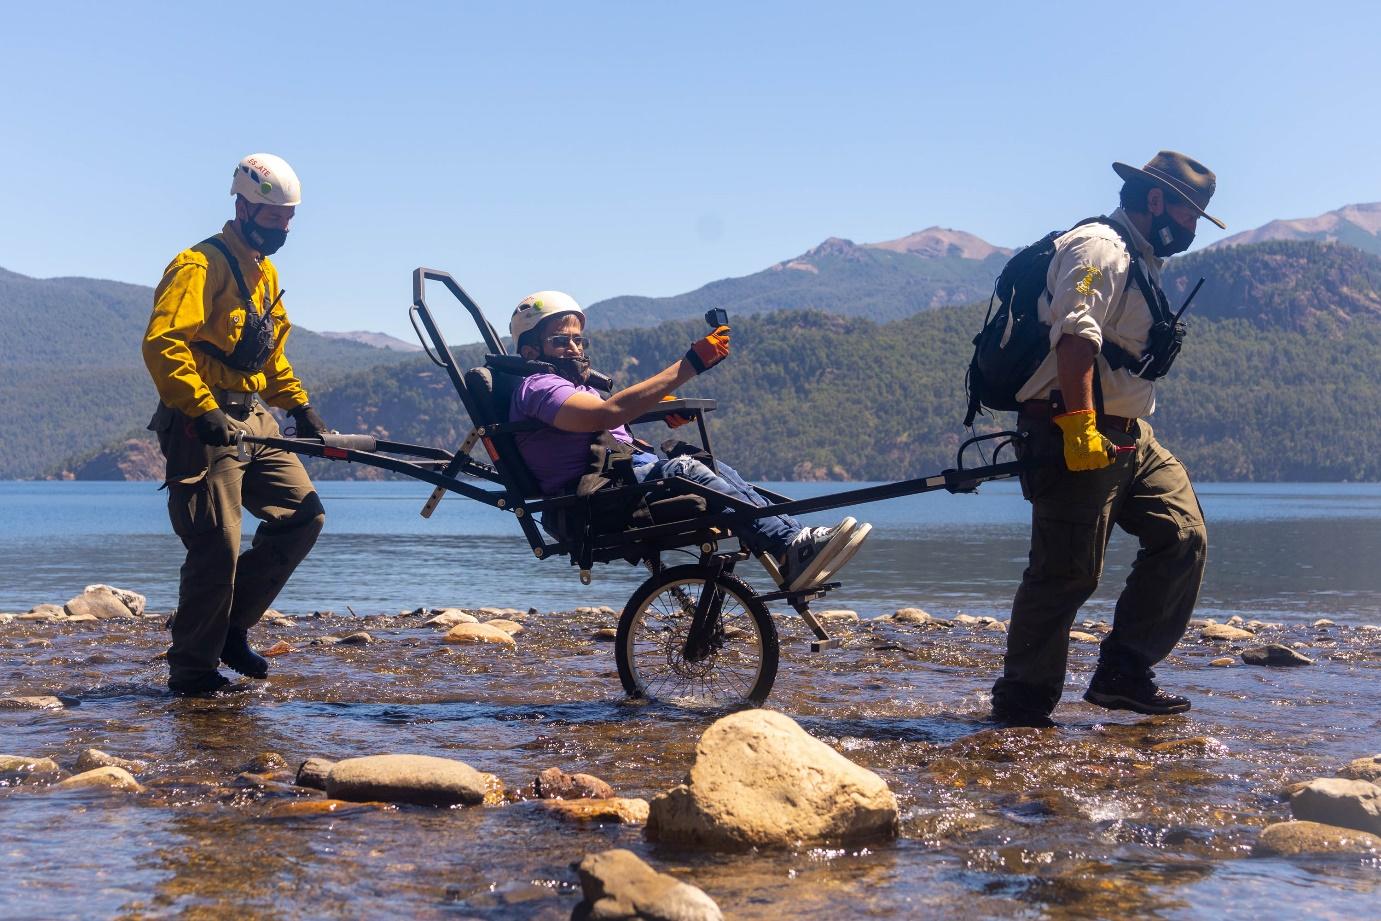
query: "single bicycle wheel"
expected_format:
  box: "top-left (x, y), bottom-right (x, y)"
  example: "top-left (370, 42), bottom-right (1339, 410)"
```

top-left (616, 564), bottom-right (779, 706)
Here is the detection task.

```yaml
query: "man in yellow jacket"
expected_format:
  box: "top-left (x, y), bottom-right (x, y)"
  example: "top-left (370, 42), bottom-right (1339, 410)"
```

top-left (143, 153), bottom-right (328, 695)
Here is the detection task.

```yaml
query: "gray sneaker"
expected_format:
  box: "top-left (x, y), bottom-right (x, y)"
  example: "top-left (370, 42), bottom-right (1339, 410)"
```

top-left (780, 517), bottom-right (858, 591)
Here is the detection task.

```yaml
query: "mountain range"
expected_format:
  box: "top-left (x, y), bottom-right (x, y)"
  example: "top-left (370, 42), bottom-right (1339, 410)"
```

top-left (1208, 202), bottom-right (1381, 256)
top-left (7, 202), bottom-right (1381, 482)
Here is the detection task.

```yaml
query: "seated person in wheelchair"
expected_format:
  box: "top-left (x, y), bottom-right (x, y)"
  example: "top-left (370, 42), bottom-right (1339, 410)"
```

top-left (507, 291), bottom-right (871, 591)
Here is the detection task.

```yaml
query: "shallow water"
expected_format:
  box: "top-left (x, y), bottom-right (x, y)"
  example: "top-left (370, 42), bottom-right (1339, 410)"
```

top-left (1, 482), bottom-right (1379, 918)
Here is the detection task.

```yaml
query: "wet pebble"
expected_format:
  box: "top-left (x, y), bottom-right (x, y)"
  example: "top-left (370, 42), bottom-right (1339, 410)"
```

top-left (74, 749), bottom-right (146, 774)
top-left (533, 767), bottom-right (614, 800)
top-left (325, 753), bottom-right (498, 807)
top-left (1242, 644), bottom-right (1313, 667)
top-left (443, 623), bottom-right (516, 648)
top-left (0, 754), bottom-right (63, 779)
top-left (484, 618), bottom-right (524, 635)
top-left (1290, 778), bottom-right (1381, 835)
top-left (1149, 737), bottom-right (1225, 757)
top-left (886, 607), bottom-right (943, 626)
top-left (1209, 656), bottom-right (1235, 667)
top-left (572, 849), bottom-right (722, 921)
top-left (245, 752), bottom-right (289, 773)
top-left (425, 609), bottom-right (477, 628)
top-left (591, 628), bottom-right (618, 642)
top-left (263, 640), bottom-right (294, 657)
top-left (1340, 754), bottom-right (1381, 783)
top-left (311, 636), bottom-right (341, 647)
top-left (1312, 618), bottom-right (1336, 628)
top-left (270, 798), bottom-right (386, 817)
top-left (1068, 631), bottom-right (1099, 643)
top-left (815, 609), bottom-right (859, 624)
top-left (336, 631), bottom-right (372, 646)
top-left (56, 766), bottom-right (145, 793)
top-left (541, 797), bottom-right (649, 824)
top-left (64, 613), bottom-right (100, 625)
top-left (1201, 623), bottom-right (1255, 641)
top-left (296, 757), bottom-right (335, 790)
top-left (0, 695), bottom-right (68, 710)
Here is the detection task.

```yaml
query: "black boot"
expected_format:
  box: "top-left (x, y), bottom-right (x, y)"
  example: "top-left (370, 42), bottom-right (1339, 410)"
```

top-left (1084, 666), bottom-right (1190, 715)
top-left (221, 627), bottom-right (269, 679)
top-left (168, 671), bottom-right (233, 697)
top-left (988, 703), bottom-right (1057, 729)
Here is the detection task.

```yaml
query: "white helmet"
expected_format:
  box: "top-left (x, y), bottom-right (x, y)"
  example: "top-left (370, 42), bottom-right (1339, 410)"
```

top-left (230, 153), bottom-right (302, 206)
top-left (510, 291), bottom-right (584, 351)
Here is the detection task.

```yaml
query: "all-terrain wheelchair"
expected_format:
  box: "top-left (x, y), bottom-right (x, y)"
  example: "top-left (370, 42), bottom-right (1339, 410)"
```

top-left (239, 269), bottom-right (1025, 705)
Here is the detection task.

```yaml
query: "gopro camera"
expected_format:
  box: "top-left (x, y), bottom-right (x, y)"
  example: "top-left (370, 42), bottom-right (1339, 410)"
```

top-left (705, 307), bottom-right (729, 328)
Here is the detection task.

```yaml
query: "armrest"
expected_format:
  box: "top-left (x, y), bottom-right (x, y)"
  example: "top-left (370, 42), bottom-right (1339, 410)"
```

top-left (631, 398), bottom-right (717, 425)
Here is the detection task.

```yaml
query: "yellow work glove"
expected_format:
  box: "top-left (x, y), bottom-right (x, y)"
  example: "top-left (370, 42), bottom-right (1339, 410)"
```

top-left (1053, 409), bottom-right (1115, 472)
top-left (685, 325), bottom-right (731, 374)
top-left (660, 395), bottom-right (692, 428)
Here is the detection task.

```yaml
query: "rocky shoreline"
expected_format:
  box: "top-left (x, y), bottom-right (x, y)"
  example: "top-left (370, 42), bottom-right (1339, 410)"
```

top-left (3, 585), bottom-right (1380, 917)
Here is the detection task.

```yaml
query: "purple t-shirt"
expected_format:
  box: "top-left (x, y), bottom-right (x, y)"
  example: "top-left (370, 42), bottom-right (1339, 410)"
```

top-left (510, 373), bottom-right (634, 495)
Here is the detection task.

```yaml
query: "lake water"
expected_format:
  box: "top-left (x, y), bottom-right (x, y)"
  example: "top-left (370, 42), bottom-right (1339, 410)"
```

top-left (1, 480), bottom-right (1379, 919)
top-left (3, 480), bottom-right (1380, 624)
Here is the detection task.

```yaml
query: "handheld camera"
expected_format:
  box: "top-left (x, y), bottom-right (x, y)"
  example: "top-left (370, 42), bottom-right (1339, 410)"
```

top-left (705, 307), bottom-right (729, 329)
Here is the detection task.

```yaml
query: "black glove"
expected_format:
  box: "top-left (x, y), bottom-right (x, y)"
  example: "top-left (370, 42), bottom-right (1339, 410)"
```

top-left (192, 408), bottom-right (238, 447)
top-left (288, 404), bottom-right (330, 439)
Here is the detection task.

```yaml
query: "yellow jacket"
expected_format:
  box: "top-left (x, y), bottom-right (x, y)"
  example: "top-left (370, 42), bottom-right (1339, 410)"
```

top-left (143, 221), bottom-right (309, 417)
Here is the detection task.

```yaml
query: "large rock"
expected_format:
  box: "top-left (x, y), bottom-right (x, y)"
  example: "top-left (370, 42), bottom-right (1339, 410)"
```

top-left (646, 710), bottom-right (898, 849)
top-left (1340, 754), bottom-right (1381, 783)
top-left (887, 607), bottom-right (944, 625)
top-left (1201, 623), bottom-right (1255, 641)
top-left (1253, 820), bottom-right (1381, 856)
top-left (63, 586), bottom-right (137, 620)
top-left (1241, 644), bottom-right (1313, 666)
top-left (572, 849), bottom-right (722, 921)
top-left (443, 623), bottom-right (516, 647)
top-left (84, 584), bottom-right (146, 617)
top-left (1290, 778), bottom-right (1381, 835)
top-left (23, 604), bottom-right (66, 621)
top-left (56, 766), bottom-right (145, 792)
top-left (325, 754), bottom-right (495, 806)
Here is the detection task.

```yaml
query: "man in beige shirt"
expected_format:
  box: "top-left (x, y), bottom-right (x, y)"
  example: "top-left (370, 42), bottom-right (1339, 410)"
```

top-left (991, 151), bottom-right (1223, 727)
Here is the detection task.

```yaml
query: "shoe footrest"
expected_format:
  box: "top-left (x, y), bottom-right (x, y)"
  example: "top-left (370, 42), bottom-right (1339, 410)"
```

top-left (810, 638), bottom-right (842, 652)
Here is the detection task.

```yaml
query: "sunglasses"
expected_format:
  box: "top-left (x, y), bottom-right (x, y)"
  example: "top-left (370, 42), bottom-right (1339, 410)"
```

top-left (544, 334), bottom-right (589, 349)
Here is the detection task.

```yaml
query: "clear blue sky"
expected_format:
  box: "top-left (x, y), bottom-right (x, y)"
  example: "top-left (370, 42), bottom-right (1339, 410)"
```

top-left (3, 1), bottom-right (1378, 338)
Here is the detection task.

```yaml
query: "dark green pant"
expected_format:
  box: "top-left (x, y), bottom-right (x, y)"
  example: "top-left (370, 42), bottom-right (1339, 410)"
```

top-left (152, 402), bottom-right (325, 683)
top-left (992, 417), bottom-right (1207, 716)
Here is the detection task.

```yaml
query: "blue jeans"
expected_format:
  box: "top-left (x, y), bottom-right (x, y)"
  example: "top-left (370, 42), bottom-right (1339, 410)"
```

top-left (632, 455), bottom-right (801, 555)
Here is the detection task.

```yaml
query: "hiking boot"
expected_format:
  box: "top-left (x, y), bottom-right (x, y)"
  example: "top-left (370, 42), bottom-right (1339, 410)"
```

top-left (780, 518), bottom-right (858, 591)
top-left (810, 521), bottom-right (872, 585)
top-left (1083, 669), bottom-right (1190, 715)
top-left (168, 671), bottom-right (234, 697)
top-left (988, 704), bottom-right (1057, 729)
top-left (221, 627), bottom-right (269, 679)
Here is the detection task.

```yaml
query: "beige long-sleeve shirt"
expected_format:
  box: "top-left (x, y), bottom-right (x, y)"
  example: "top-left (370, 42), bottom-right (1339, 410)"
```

top-left (1015, 207), bottom-right (1165, 418)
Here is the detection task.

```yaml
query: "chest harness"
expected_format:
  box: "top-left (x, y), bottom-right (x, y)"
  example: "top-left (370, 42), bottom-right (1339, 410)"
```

top-left (193, 236), bottom-right (278, 374)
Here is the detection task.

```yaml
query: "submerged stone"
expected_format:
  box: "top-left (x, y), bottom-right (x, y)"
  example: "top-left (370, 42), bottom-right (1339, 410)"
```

top-left (1201, 623), bottom-right (1255, 641)
top-left (296, 757), bottom-right (336, 790)
top-left (326, 754), bottom-right (494, 807)
top-left (443, 623), bottom-right (516, 647)
top-left (1242, 644), bottom-right (1313, 667)
top-left (74, 749), bottom-right (145, 774)
top-left (56, 766), bottom-right (145, 793)
top-left (533, 767), bottom-right (614, 800)
top-left (1253, 820), bottom-right (1381, 856)
top-left (572, 849), bottom-right (722, 921)
top-left (1340, 754), bottom-right (1381, 783)
top-left (542, 797), bottom-right (649, 825)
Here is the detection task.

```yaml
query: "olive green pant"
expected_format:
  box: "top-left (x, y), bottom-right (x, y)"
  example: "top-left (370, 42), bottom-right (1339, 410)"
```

top-left (991, 417), bottom-right (1207, 717)
top-left (153, 402), bottom-right (325, 683)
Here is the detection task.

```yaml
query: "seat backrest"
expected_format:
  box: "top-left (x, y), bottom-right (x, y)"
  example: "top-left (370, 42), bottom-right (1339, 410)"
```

top-left (463, 366), bottom-right (543, 499)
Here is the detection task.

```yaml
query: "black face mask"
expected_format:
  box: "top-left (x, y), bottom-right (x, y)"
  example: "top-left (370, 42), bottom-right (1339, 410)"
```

top-left (1149, 211), bottom-right (1195, 257)
top-left (240, 206), bottom-right (289, 256)
top-left (546, 354), bottom-right (591, 386)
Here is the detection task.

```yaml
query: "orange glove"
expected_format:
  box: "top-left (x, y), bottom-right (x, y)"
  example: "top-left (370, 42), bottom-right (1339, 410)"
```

top-left (1053, 409), bottom-right (1115, 471)
top-left (685, 325), bottom-right (730, 374)
top-left (661, 395), bottom-right (692, 428)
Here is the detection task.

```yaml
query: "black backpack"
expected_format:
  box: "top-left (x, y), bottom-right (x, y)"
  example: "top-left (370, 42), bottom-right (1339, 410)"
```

top-left (963, 217), bottom-right (1186, 426)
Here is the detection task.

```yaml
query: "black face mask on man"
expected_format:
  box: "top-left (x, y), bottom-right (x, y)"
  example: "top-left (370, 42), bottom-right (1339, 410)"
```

top-left (1149, 211), bottom-right (1195, 258)
top-left (546, 354), bottom-right (591, 386)
top-left (240, 205), bottom-right (289, 256)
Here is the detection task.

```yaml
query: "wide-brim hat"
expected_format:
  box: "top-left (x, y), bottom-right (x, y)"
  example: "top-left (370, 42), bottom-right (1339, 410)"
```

top-left (1113, 150), bottom-right (1226, 230)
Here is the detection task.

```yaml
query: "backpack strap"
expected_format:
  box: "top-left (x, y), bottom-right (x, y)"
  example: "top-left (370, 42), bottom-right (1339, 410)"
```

top-left (201, 236), bottom-right (256, 307)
